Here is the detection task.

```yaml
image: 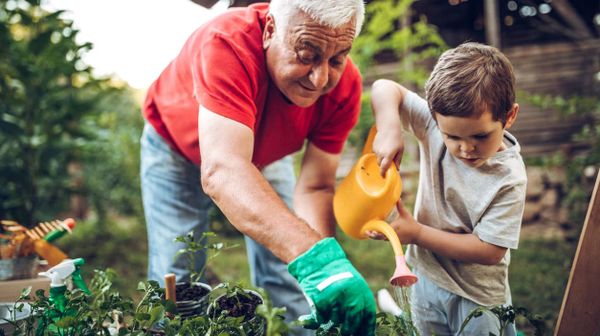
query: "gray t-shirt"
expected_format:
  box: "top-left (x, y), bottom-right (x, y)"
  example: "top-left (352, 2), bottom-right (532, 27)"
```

top-left (401, 91), bottom-right (527, 306)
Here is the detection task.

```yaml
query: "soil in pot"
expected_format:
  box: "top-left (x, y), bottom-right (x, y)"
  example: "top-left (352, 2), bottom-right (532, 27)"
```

top-left (211, 290), bottom-right (263, 322)
top-left (208, 289), bottom-right (266, 336)
top-left (174, 282), bottom-right (211, 319)
top-left (175, 282), bottom-right (210, 301)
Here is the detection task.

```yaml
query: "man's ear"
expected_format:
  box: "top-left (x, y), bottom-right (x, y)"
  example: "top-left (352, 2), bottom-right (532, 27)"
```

top-left (504, 103), bottom-right (519, 129)
top-left (263, 14), bottom-right (275, 49)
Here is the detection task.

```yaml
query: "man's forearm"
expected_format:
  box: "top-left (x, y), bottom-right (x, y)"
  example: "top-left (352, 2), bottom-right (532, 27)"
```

top-left (293, 186), bottom-right (337, 237)
top-left (201, 157), bottom-right (322, 263)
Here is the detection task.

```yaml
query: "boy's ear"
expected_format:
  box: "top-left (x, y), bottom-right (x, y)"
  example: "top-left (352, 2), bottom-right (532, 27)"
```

top-left (504, 103), bottom-right (519, 129)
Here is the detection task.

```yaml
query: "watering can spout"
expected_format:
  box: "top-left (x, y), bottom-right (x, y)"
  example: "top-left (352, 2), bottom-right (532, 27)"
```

top-left (333, 126), bottom-right (418, 287)
top-left (361, 220), bottom-right (418, 287)
top-left (391, 255), bottom-right (418, 287)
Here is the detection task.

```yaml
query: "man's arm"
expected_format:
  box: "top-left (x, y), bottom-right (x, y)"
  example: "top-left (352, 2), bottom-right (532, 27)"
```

top-left (198, 106), bottom-right (322, 263)
top-left (293, 142), bottom-right (340, 237)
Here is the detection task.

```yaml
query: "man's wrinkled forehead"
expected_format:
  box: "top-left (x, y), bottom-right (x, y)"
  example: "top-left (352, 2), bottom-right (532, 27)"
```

top-left (284, 10), bottom-right (356, 49)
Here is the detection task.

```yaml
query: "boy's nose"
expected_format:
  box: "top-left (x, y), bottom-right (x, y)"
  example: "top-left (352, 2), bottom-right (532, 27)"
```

top-left (459, 141), bottom-right (475, 153)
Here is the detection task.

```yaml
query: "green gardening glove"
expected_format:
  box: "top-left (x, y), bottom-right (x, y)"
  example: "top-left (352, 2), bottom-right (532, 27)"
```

top-left (288, 238), bottom-right (376, 336)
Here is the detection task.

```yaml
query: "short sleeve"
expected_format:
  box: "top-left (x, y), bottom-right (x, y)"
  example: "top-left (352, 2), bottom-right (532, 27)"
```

top-left (400, 90), bottom-right (436, 141)
top-left (473, 183), bottom-right (526, 249)
top-left (191, 35), bottom-right (259, 130)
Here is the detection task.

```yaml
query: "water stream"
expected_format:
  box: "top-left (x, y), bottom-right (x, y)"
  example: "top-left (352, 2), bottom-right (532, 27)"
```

top-left (392, 286), bottom-right (420, 336)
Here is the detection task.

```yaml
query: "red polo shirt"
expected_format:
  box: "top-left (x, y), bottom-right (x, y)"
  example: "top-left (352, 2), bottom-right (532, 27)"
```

top-left (143, 3), bottom-right (362, 168)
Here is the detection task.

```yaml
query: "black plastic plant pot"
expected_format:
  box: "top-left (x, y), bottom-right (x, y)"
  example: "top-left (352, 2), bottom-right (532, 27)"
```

top-left (207, 289), bottom-right (266, 336)
top-left (175, 281), bottom-right (212, 319)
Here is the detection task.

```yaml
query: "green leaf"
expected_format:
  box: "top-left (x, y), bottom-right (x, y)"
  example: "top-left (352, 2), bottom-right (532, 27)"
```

top-left (134, 312), bottom-right (151, 321)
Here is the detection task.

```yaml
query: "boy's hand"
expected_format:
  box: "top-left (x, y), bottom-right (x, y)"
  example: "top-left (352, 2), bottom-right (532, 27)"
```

top-left (366, 200), bottom-right (422, 245)
top-left (373, 127), bottom-right (404, 176)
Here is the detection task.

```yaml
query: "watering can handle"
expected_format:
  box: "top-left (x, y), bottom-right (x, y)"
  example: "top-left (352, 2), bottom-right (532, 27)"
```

top-left (361, 219), bottom-right (405, 257)
top-left (362, 126), bottom-right (400, 171)
top-left (361, 126), bottom-right (378, 156)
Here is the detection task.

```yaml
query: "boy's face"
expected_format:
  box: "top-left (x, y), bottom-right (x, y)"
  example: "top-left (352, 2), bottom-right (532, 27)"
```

top-left (435, 104), bottom-right (518, 168)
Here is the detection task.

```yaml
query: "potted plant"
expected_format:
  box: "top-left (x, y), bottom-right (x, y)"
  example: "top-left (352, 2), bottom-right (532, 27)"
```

top-left (172, 231), bottom-right (236, 318)
top-left (207, 283), bottom-right (267, 336)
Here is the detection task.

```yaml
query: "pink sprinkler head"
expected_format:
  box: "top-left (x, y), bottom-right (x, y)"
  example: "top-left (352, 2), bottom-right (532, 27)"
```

top-left (390, 255), bottom-right (418, 287)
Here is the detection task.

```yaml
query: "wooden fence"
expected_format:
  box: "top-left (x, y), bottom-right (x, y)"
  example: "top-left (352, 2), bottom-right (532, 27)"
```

top-left (363, 39), bottom-right (600, 157)
top-left (505, 40), bottom-right (600, 156)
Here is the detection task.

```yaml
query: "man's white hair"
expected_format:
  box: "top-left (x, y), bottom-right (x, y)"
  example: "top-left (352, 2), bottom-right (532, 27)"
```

top-left (269, 0), bottom-right (365, 38)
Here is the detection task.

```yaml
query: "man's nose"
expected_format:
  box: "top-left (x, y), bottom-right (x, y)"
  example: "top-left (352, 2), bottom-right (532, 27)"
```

top-left (309, 63), bottom-right (329, 90)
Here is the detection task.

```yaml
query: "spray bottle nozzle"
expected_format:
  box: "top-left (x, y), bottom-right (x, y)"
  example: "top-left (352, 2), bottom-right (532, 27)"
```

top-left (39, 258), bottom-right (90, 294)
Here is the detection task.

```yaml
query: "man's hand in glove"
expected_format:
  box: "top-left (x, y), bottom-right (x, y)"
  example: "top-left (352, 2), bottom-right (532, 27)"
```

top-left (288, 237), bottom-right (376, 335)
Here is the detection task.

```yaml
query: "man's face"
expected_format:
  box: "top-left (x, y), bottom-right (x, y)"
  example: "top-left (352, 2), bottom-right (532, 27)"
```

top-left (435, 105), bottom-right (518, 168)
top-left (263, 10), bottom-right (356, 107)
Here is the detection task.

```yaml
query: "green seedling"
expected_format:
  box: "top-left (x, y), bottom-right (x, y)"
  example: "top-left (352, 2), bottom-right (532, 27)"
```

top-left (459, 305), bottom-right (547, 336)
top-left (175, 231), bottom-right (238, 284)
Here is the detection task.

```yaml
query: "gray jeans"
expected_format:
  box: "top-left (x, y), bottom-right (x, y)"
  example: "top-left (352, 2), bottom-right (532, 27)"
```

top-left (140, 124), bottom-right (311, 334)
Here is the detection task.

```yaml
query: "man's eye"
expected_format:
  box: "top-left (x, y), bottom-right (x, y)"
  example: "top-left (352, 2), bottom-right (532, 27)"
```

top-left (330, 55), bottom-right (346, 66)
top-left (298, 51), bottom-right (315, 64)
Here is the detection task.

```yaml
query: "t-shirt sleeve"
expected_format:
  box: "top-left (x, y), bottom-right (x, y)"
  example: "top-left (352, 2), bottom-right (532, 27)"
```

top-left (308, 69), bottom-right (362, 154)
top-left (473, 182), bottom-right (526, 249)
top-left (191, 35), bottom-right (258, 130)
top-left (400, 90), bottom-right (436, 141)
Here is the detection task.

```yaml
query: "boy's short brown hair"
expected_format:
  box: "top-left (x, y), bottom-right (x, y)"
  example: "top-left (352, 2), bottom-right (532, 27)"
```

top-left (425, 42), bottom-right (516, 125)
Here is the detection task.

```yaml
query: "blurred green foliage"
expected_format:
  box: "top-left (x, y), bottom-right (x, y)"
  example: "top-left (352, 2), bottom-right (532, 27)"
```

top-left (349, 0), bottom-right (447, 149)
top-left (80, 86), bottom-right (143, 224)
top-left (0, 0), bottom-right (143, 227)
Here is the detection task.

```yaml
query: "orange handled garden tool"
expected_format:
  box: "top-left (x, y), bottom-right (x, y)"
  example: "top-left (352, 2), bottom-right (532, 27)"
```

top-left (333, 126), bottom-right (417, 287)
top-left (2, 218), bottom-right (76, 267)
top-left (26, 219), bottom-right (75, 267)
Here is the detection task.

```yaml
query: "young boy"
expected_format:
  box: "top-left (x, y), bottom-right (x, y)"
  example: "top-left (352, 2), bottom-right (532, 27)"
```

top-left (369, 42), bottom-right (526, 335)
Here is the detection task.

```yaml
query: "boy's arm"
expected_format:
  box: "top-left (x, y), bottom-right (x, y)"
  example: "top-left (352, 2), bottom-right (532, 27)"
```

top-left (370, 79), bottom-right (407, 176)
top-left (391, 201), bottom-right (508, 265)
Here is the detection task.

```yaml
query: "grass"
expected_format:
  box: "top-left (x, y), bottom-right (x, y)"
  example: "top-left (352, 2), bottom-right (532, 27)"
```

top-left (509, 238), bottom-right (576, 332)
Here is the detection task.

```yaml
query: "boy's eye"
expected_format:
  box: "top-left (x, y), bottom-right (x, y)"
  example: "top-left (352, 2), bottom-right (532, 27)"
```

top-left (473, 134), bottom-right (489, 140)
top-left (446, 135), bottom-right (459, 140)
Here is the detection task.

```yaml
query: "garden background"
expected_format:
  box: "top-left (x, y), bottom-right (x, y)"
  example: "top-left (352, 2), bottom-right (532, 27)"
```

top-left (1, 0), bottom-right (599, 334)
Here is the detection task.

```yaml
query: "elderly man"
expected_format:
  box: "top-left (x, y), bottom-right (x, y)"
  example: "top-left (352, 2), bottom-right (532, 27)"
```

top-left (140, 0), bottom-right (375, 334)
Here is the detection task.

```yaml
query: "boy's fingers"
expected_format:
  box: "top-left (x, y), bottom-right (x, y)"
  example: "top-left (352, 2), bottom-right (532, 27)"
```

top-left (396, 199), bottom-right (407, 214)
top-left (393, 152), bottom-right (402, 168)
top-left (365, 230), bottom-right (387, 240)
top-left (379, 157), bottom-right (391, 176)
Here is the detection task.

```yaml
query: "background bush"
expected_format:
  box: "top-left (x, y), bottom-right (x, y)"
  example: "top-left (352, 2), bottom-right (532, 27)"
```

top-left (0, 0), bottom-right (143, 228)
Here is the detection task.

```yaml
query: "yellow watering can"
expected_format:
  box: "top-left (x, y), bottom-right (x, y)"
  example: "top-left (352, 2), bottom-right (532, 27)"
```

top-left (333, 126), bottom-right (418, 287)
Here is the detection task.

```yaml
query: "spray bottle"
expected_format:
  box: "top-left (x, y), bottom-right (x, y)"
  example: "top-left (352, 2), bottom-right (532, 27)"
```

top-left (38, 258), bottom-right (90, 333)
